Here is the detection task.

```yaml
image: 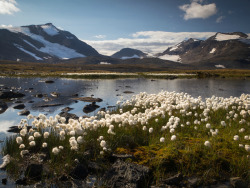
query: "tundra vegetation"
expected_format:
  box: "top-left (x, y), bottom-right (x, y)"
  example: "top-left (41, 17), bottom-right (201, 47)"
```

top-left (1, 91), bottom-right (250, 186)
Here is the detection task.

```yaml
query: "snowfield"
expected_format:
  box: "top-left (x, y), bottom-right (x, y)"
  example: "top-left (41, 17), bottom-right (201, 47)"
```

top-left (158, 54), bottom-right (181, 62)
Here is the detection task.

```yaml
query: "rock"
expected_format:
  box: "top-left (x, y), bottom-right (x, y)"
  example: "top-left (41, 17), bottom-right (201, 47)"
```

top-left (61, 107), bottom-right (74, 112)
top-left (15, 178), bottom-right (27, 186)
top-left (72, 97), bottom-right (103, 102)
top-left (123, 91), bottom-right (134, 94)
top-left (187, 177), bottom-right (200, 187)
top-left (72, 93), bottom-right (78, 97)
top-left (58, 112), bottom-right (79, 123)
top-left (2, 178), bottom-right (7, 185)
top-left (28, 100), bottom-right (34, 103)
top-left (163, 173), bottom-right (183, 186)
top-left (103, 159), bottom-right (150, 188)
top-left (88, 162), bottom-right (103, 174)
top-left (230, 177), bottom-right (248, 188)
top-left (111, 153), bottom-right (135, 161)
top-left (14, 100), bottom-right (23, 103)
top-left (45, 80), bottom-right (54, 83)
top-left (0, 101), bottom-right (8, 114)
top-left (13, 104), bottom-right (25, 109)
top-left (25, 164), bottom-right (43, 181)
top-left (37, 103), bottom-right (63, 108)
top-left (51, 92), bottom-right (60, 97)
top-left (83, 102), bottom-right (100, 113)
top-left (0, 91), bottom-right (25, 99)
top-left (18, 109), bottom-right (30, 116)
top-left (7, 125), bottom-right (32, 133)
top-left (35, 94), bottom-right (43, 98)
top-left (70, 164), bottom-right (88, 180)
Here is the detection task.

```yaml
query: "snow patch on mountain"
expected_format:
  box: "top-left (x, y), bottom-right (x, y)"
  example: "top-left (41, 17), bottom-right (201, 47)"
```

top-left (121, 54), bottom-right (140, 59)
top-left (210, 48), bottom-right (216, 53)
top-left (23, 40), bottom-right (38, 50)
top-left (169, 44), bottom-right (180, 51)
top-left (41, 25), bottom-right (59, 36)
top-left (14, 44), bottom-right (43, 60)
top-left (215, 33), bottom-right (241, 41)
top-left (215, 64), bottom-right (226, 68)
top-left (158, 54), bottom-right (181, 62)
top-left (7, 27), bottom-right (85, 59)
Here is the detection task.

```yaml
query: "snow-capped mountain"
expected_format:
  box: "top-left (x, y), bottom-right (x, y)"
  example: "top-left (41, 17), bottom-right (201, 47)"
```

top-left (156, 32), bottom-right (250, 68)
top-left (111, 48), bottom-right (148, 59)
top-left (0, 23), bottom-right (99, 62)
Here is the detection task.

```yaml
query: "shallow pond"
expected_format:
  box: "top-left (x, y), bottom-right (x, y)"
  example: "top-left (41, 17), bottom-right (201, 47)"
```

top-left (0, 77), bottom-right (249, 186)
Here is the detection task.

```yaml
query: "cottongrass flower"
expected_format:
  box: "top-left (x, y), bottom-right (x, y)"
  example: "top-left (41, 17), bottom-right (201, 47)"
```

top-left (20, 129), bottom-right (27, 137)
top-left (19, 144), bottom-right (25, 149)
top-left (100, 140), bottom-right (106, 148)
top-left (16, 137), bottom-right (23, 145)
top-left (29, 141), bottom-right (36, 147)
top-left (52, 147), bottom-right (60, 155)
top-left (100, 151), bottom-right (104, 155)
top-left (206, 123), bottom-right (211, 129)
top-left (233, 135), bottom-right (239, 141)
top-left (204, 141), bottom-right (211, 147)
top-left (28, 136), bottom-right (34, 141)
top-left (142, 126), bottom-right (147, 131)
top-left (44, 132), bottom-right (49, 138)
top-left (221, 121), bottom-right (226, 126)
top-left (244, 135), bottom-right (249, 140)
top-left (149, 127), bottom-right (153, 133)
top-left (59, 146), bottom-right (64, 150)
top-left (77, 136), bottom-right (84, 144)
top-left (160, 137), bottom-right (165, 143)
top-left (171, 135), bottom-right (177, 141)
top-left (245, 145), bottom-right (250, 152)
top-left (239, 144), bottom-right (244, 148)
top-left (34, 132), bottom-right (41, 138)
top-left (0, 155), bottom-right (11, 169)
top-left (42, 143), bottom-right (47, 148)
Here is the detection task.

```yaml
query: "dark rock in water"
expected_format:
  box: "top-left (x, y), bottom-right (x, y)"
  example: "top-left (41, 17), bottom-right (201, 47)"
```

top-left (28, 101), bottom-right (34, 103)
top-left (72, 97), bottom-right (103, 102)
top-left (25, 164), bottom-right (43, 181)
top-left (13, 104), bottom-right (25, 109)
top-left (72, 93), bottom-right (78, 97)
top-left (2, 178), bottom-right (7, 185)
top-left (0, 91), bottom-right (25, 99)
top-left (16, 178), bottom-right (27, 186)
top-left (35, 93), bottom-right (43, 98)
top-left (58, 112), bottom-right (79, 123)
top-left (83, 102), bottom-right (100, 113)
top-left (99, 107), bottom-right (106, 112)
top-left (230, 177), bottom-right (248, 188)
top-left (103, 159), bottom-right (150, 188)
top-left (37, 103), bottom-right (63, 108)
top-left (70, 164), bottom-right (88, 180)
top-left (14, 100), bottom-right (23, 103)
top-left (61, 107), bottom-right (74, 112)
top-left (7, 126), bottom-right (32, 133)
top-left (123, 91), bottom-right (134, 94)
top-left (0, 101), bottom-right (8, 114)
top-left (45, 80), bottom-right (54, 84)
top-left (162, 173), bottom-right (183, 185)
top-left (18, 109), bottom-right (30, 116)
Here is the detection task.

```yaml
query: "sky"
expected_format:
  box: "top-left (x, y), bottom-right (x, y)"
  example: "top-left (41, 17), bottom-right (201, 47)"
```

top-left (1, 0), bottom-right (250, 55)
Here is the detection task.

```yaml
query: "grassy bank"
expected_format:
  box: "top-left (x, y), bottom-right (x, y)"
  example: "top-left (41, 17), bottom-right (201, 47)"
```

top-left (1, 91), bottom-right (249, 185)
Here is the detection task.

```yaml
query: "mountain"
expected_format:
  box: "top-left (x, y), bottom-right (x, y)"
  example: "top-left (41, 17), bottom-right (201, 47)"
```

top-left (111, 48), bottom-right (147, 59)
top-left (156, 32), bottom-right (250, 69)
top-left (0, 23), bottom-right (99, 62)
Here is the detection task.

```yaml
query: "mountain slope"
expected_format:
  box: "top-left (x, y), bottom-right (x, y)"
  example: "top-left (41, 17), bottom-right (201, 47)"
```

top-left (111, 48), bottom-right (147, 59)
top-left (0, 23), bottom-right (99, 62)
top-left (156, 32), bottom-right (250, 68)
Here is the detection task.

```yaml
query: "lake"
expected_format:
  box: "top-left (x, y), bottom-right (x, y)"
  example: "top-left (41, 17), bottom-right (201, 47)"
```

top-left (0, 77), bottom-right (249, 186)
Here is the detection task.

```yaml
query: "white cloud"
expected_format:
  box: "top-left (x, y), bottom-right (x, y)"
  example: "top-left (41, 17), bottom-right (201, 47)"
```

top-left (179, 1), bottom-right (217, 20)
top-left (0, 0), bottom-right (20, 15)
top-left (216, 16), bottom-right (225, 23)
top-left (84, 31), bottom-right (215, 56)
top-left (0, 24), bottom-right (13, 28)
top-left (94, 35), bottom-right (106, 39)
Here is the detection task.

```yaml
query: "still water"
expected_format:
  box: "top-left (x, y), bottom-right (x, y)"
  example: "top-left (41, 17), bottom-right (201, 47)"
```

top-left (0, 77), bottom-right (249, 186)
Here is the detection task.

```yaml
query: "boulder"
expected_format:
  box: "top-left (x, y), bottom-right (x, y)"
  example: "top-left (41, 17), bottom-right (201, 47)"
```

top-left (103, 160), bottom-right (150, 188)
top-left (18, 109), bottom-right (30, 116)
top-left (13, 104), bottom-right (25, 109)
top-left (72, 97), bottom-right (103, 102)
top-left (61, 107), bottom-right (74, 112)
top-left (83, 102), bottom-right (100, 113)
top-left (0, 91), bottom-right (25, 99)
top-left (0, 101), bottom-right (8, 114)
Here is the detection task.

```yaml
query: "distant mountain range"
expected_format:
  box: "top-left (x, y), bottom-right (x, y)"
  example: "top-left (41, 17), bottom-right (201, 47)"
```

top-left (0, 23), bottom-right (99, 62)
top-left (0, 23), bottom-right (250, 69)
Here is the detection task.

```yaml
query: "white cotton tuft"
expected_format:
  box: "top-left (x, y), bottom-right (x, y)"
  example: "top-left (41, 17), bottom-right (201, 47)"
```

top-left (0, 155), bottom-right (11, 169)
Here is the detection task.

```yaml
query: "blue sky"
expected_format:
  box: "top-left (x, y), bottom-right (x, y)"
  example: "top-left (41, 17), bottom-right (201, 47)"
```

top-left (1, 0), bottom-right (250, 55)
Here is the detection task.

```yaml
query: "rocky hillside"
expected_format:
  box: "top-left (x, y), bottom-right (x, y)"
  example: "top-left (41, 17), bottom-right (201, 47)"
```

top-left (111, 48), bottom-right (148, 59)
top-left (0, 23), bottom-right (99, 62)
top-left (156, 32), bottom-right (250, 69)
